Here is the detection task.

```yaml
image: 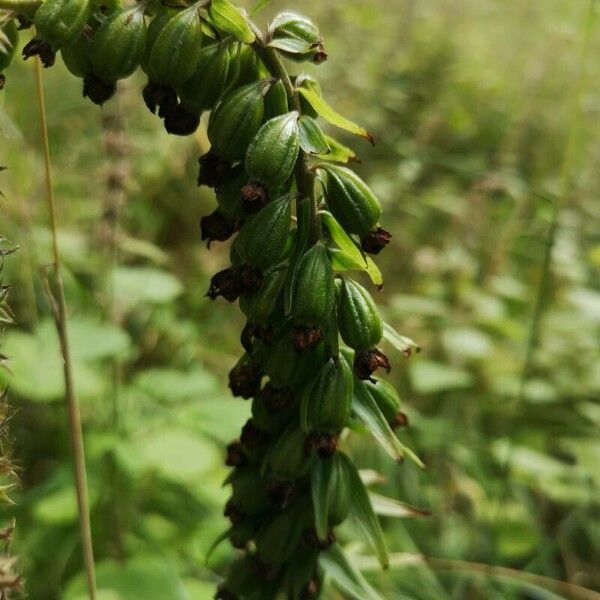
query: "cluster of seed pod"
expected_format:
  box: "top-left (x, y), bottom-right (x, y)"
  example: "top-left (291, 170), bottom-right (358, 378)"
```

top-left (0, 0), bottom-right (413, 598)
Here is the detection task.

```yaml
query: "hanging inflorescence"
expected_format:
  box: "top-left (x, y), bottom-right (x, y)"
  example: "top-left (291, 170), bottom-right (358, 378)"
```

top-left (0, 1), bottom-right (423, 598)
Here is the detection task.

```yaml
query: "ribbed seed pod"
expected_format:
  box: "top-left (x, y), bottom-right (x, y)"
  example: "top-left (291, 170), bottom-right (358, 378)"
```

top-left (236, 195), bottom-right (292, 269)
top-left (337, 278), bottom-right (383, 351)
top-left (0, 20), bottom-right (18, 85)
top-left (245, 112), bottom-right (300, 187)
top-left (91, 6), bottom-right (147, 81)
top-left (301, 358), bottom-right (352, 444)
top-left (321, 165), bottom-right (381, 236)
top-left (325, 453), bottom-right (351, 526)
top-left (230, 469), bottom-right (269, 515)
top-left (266, 424), bottom-right (313, 481)
top-left (234, 43), bottom-right (263, 86)
top-left (141, 7), bottom-right (177, 75)
top-left (34, 0), bottom-right (91, 49)
top-left (290, 242), bottom-right (335, 350)
top-left (208, 80), bottom-right (268, 161)
top-left (363, 378), bottom-right (406, 429)
top-left (240, 265), bottom-right (287, 325)
top-left (179, 40), bottom-right (234, 113)
top-left (215, 165), bottom-right (248, 221)
top-left (263, 79), bottom-right (289, 120)
top-left (251, 395), bottom-right (294, 434)
top-left (147, 6), bottom-right (203, 87)
top-left (61, 33), bottom-right (93, 77)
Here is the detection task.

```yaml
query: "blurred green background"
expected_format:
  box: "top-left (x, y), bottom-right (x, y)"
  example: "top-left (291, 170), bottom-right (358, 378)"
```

top-left (1, 0), bottom-right (599, 598)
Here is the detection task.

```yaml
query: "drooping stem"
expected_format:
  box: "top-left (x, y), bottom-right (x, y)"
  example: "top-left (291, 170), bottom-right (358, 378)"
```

top-left (34, 59), bottom-right (98, 600)
top-left (251, 34), bottom-right (323, 244)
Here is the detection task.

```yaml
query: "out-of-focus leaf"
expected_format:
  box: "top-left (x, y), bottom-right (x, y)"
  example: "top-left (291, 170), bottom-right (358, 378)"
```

top-left (338, 452), bottom-right (389, 568)
top-left (320, 544), bottom-right (386, 600)
top-left (298, 115), bottom-right (330, 154)
top-left (133, 368), bottom-right (220, 403)
top-left (297, 87), bottom-right (375, 145)
top-left (208, 0), bottom-right (255, 43)
top-left (68, 318), bottom-right (131, 361)
top-left (110, 267), bottom-right (183, 309)
top-left (250, 0), bottom-right (272, 15)
top-left (410, 360), bottom-right (474, 394)
top-left (369, 493), bottom-right (431, 519)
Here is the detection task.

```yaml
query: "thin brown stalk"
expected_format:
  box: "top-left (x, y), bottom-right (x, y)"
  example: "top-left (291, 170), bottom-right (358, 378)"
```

top-left (33, 59), bottom-right (98, 600)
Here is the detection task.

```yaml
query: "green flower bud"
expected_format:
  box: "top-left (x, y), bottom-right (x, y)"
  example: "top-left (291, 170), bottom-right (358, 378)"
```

top-left (265, 424), bottom-right (313, 481)
top-left (325, 453), bottom-right (350, 526)
top-left (301, 357), bottom-right (353, 453)
top-left (245, 112), bottom-right (300, 187)
top-left (147, 5), bottom-right (203, 87)
top-left (251, 390), bottom-right (294, 434)
top-left (34, 0), bottom-right (92, 49)
top-left (337, 278), bottom-right (383, 351)
top-left (256, 501), bottom-right (307, 566)
top-left (141, 7), bottom-right (176, 74)
top-left (179, 39), bottom-right (234, 113)
top-left (232, 43), bottom-right (263, 86)
top-left (290, 242), bottom-right (335, 350)
top-left (61, 33), bottom-right (93, 77)
top-left (269, 12), bottom-right (326, 64)
top-left (236, 194), bottom-right (293, 270)
top-left (240, 265), bottom-right (287, 325)
top-left (208, 80), bottom-right (268, 161)
top-left (91, 6), bottom-right (147, 81)
top-left (216, 165), bottom-right (248, 221)
top-left (263, 79), bottom-right (289, 120)
top-left (321, 165), bottom-right (381, 236)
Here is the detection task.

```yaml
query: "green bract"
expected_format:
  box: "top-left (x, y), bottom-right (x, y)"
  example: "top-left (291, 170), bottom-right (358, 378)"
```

top-left (208, 80), bottom-right (267, 161)
top-left (337, 277), bottom-right (383, 350)
top-left (34, 0), bottom-right (92, 49)
top-left (91, 6), bottom-right (147, 81)
top-left (245, 111), bottom-right (300, 186)
top-left (147, 6), bottom-right (203, 87)
top-left (321, 164), bottom-right (381, 236)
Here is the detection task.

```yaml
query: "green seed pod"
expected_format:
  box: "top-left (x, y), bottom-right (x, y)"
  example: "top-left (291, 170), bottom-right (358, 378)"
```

top-left (179, 40), bottom-right (234, 113)
top-left (321, 165), bottom-right (381, 236)
top-left (61, 33), bottom-right (93, 77)
top-left (256, 502), bottom-right (306, 566)
top-left (245, 112), bottom-right (300, 187)
top-left (263, 79), bottom-right (289, 120)
top-left (240, 265), bottom-right (287, 325)
top-left (290, 241), bottom-right (335, 335)
top-left (266, 424), bottom-right (313, 481)
top-left (34, 0), bottom-right (92, 49)
top-left (141, 7), bottom-right (176, 75)
top-left (251, 396), bottom-right (294, 435)
top-left (91, 6), bottom-right (147, 81)
top-left (301, 358), bottom-right (352, 437)
top-left (363, 378), bottom-right (405, 428)
top-left (216, 165), bottom-right (247, 221)
top-left (233, 43), bottom-right (263, 86)
top-left (0, 20), bottom-right (18, 78)
top-left (236, 194), bottom-right (293, 269)
top-left (208, 80), bottom-right (268, 161)
top-left (147, 6), bottom-right (203, 87)
top-left (337, 278), bottom-right (383, 351)
top-left (325, 453), bottom-right (350, 526)
top-left (230, 468), bottom-right (269, 514)
top-left (222, 555), bottom-right (261, 597)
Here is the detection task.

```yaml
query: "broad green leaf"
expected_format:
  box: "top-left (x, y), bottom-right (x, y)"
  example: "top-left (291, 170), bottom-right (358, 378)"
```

top-left (317, 134), bottom-right (359, 164)
top-left (64, 555), bottom-right (188, 600)
top-left (338, 453), bottom-right (389, 568)
top-left (409, 360), bottom-right (474, 394)
top-left (329, 247), bottom-right (383, 288)
top-left (250, 0), bottom-right (272, 15)
top-left (208, 0), bottom-right (255, 43)
top-left (68, 318), bottom-right (131, 361)
top-left (133, 368), bottom-right (220, 403)
top-left (311, 458), bottom-right (333, 539)
top-left (297, 87), bottom-right (375, 145)
top-left (369, 493), bottom-right (431, 519)
top-left (298, 115), bottom-right (330, 154)
top-left (321, 211), bottom-right (366, 267)
top-left (352, 380), bottom-right (425, 469)
top-left (110, 267), bottom-right (183, 309)
top-left (382, 322), bottom-right (421, 357)
top-left (320, 544), bottom-right (386, 600)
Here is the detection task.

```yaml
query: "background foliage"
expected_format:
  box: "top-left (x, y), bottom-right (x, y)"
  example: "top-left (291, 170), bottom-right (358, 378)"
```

top-left (0, 0), bottom-right (599, 598)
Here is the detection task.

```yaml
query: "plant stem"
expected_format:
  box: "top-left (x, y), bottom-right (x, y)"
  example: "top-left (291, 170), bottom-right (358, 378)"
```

top-left (34, 59), bottom-right (98, 600)
top-left (251, 34), bottom-right (323, 244)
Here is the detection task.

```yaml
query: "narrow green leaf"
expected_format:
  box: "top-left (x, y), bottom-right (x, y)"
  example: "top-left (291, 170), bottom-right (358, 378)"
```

top-left (329, 248), bottom-right (383, 288)
top-left (208, 0), bottom-right (256, 44)
top-left (353, 380), bottom-right (425, 469)
top-left (320, 544), bottom-right (386, 600)
top-left (369, 493), bottom-right (432, 519)
top-left (250, 0), bottom-right (272, 15)
top-left (297, 87), bottom-right (375, 145)
top-left (317, 134), bottom-right (359, 164)
top-left (338, 453), bottom-right (389, 568)
top-left (321, 211), bottom-right (366, 267)
top-left (382, 322), bottom-right (421, 357)
top-left (298, 115), bottom-right (330, 155)
top-left (310, 459), bottom-right (332, 539)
